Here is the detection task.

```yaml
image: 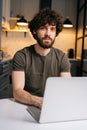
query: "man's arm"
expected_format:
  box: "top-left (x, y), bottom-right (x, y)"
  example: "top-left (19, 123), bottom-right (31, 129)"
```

top-left (12, 71), bottom-right (43, 108)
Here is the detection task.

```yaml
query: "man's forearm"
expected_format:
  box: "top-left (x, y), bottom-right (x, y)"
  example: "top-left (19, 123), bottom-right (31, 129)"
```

top-left (13, 89), bottom-right (43, 108)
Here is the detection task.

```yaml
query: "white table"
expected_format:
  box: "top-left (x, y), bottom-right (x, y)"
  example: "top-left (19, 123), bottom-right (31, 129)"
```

top-left (0, 99), bottom-right (87, 130)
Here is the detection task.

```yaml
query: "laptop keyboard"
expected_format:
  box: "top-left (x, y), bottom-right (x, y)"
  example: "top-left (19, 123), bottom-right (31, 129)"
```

top-left (27, 106), bottom-right (41, 121)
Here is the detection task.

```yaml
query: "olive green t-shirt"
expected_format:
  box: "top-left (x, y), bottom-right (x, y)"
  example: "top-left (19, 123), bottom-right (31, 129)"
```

top-left (12, 45), bottom-right (70, 97)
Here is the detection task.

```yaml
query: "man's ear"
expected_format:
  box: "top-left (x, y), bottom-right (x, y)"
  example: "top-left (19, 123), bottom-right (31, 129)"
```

top-left (33, 31), bottom-right (36, 34)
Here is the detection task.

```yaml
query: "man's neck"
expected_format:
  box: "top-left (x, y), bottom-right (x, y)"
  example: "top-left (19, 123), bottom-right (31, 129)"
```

top-left (34, 44), bottom-right (51, 56)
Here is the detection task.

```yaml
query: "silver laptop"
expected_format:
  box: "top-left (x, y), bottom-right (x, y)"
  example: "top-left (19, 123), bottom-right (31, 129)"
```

top-left (27, 77), bottom-right (87, 123)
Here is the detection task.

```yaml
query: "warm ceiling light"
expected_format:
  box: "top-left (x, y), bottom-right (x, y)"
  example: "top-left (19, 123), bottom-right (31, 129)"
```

top-left (63, 17), bottom-right (73, 28)
top-left (17, 16), bottom-right (28, 26)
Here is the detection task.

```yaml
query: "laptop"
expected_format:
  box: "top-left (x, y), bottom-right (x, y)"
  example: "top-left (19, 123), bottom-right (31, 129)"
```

top-left (27, 77), bottom-right (87, 123)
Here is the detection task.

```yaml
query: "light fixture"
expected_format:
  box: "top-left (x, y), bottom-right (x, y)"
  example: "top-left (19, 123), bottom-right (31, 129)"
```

top-left (17, 16), bottom-right (28, 26)
top-left (63, 17), bottom-right (73, 28)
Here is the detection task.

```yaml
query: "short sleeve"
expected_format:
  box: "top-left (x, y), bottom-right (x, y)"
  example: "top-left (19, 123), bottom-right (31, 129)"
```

top-left (12, 50), bottom-right (26, 71)
top-left (60, 54), bottom-right (71, 72)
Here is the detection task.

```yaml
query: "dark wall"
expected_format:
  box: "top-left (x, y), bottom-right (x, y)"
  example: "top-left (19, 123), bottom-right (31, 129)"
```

top-left (40, 0), bottom-right (52, 9)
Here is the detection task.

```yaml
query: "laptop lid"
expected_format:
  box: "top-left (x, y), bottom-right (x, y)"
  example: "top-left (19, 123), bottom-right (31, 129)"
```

top-left (39, 77), bottom-right (87, 123)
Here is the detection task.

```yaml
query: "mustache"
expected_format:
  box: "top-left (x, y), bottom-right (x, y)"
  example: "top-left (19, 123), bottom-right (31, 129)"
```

top-left (42, 36), bottom-right (52, 40)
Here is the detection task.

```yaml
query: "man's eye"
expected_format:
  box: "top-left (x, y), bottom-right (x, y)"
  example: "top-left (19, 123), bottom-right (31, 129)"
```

top-left (39, 26), bottom-right (45, 30)
top-left (51, 27), bottom-right (56, 31)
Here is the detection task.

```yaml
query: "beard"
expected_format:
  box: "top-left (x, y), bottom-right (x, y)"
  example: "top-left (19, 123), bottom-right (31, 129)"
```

top-left (35, 35), bottom-right (55, 49)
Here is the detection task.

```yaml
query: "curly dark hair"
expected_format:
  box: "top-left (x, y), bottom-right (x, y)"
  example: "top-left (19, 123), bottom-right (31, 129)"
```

top-left (29, 8), bottom-right (63, 39)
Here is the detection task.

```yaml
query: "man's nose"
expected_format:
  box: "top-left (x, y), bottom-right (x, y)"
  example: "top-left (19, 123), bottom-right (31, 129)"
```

top-left (45, 29), bottom-right (51, 36)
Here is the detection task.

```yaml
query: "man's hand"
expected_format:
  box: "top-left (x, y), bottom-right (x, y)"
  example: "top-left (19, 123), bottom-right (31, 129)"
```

top-left (31, 95), bottom-right (43, 109)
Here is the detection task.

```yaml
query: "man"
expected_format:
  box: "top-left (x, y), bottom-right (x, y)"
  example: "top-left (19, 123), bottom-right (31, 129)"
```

top-left (12, 8), bottom-right (71, 108)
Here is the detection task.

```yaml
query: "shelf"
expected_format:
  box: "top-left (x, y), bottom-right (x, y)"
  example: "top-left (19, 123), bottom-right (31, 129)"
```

top-left (2, 26), bottom-right (29, 37)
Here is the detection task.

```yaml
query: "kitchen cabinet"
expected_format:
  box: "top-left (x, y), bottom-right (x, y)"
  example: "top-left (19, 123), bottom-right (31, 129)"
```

top-left (0, 59), bottom-right (13, 99)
